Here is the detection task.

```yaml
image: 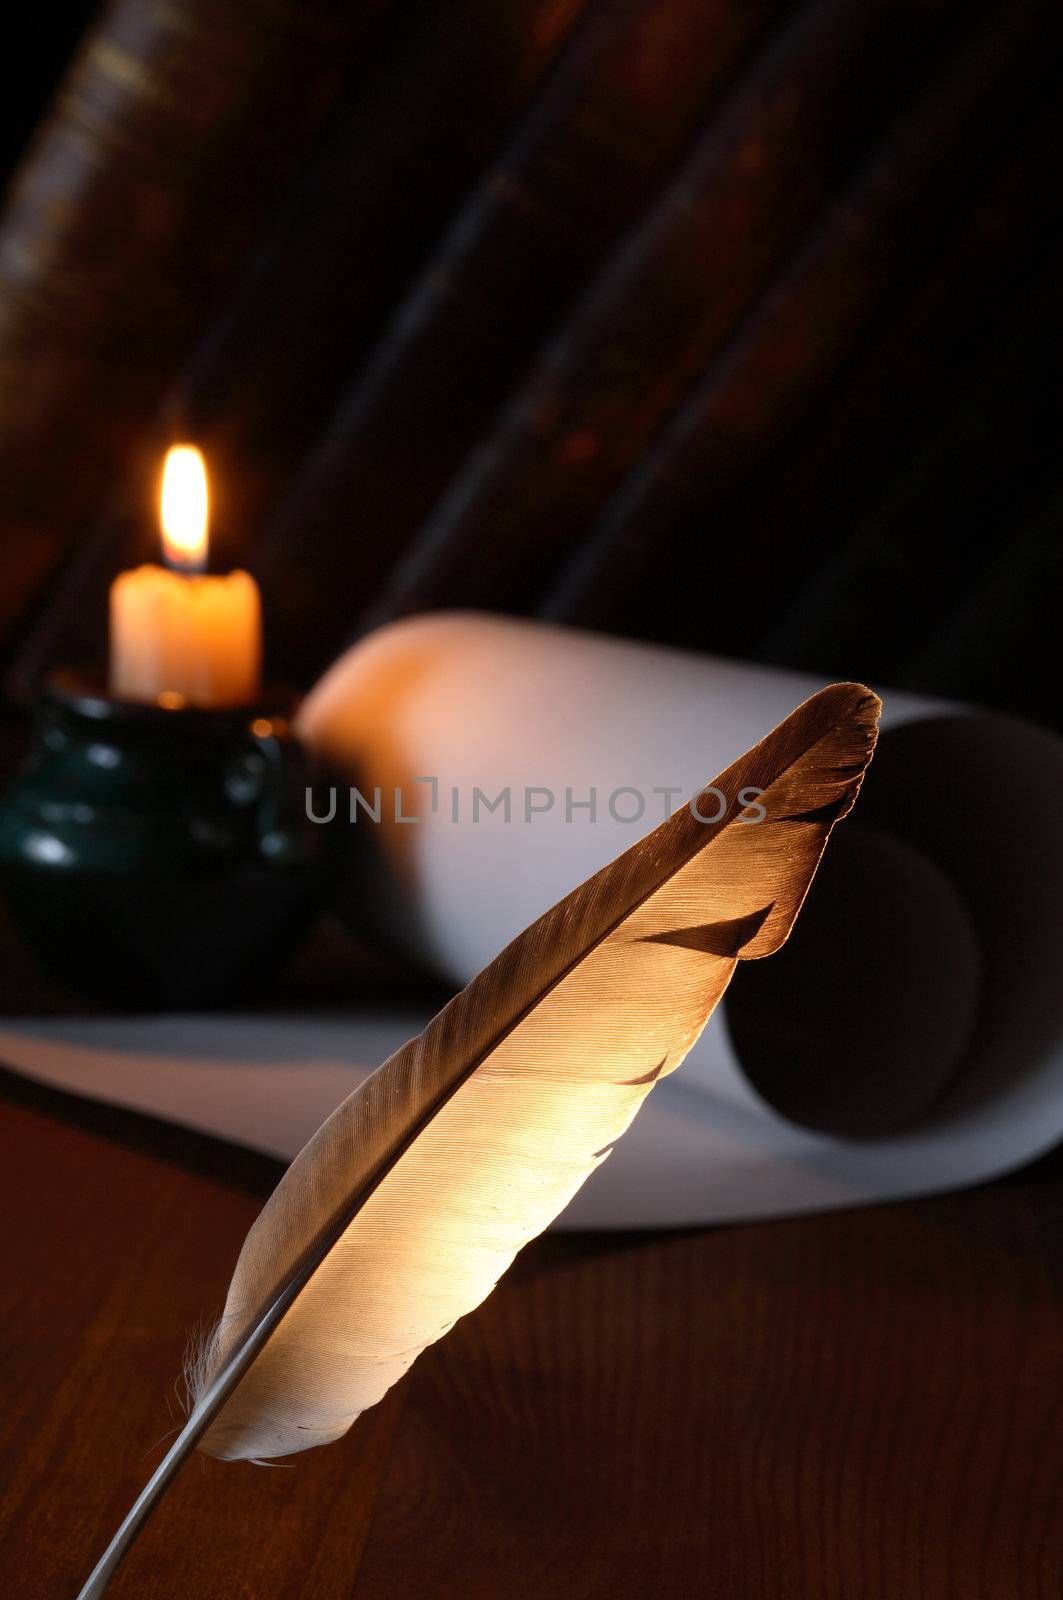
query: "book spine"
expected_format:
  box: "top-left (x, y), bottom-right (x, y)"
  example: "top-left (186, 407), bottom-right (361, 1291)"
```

top-left (281, 0), bottom-right (994, 674)
top-left (664, 103), bottom-right (1061, 662)
top-left (249, 0), bottom-right (791, 676)
top-left (546, 7), bottom-right (1059, 643)
top-left (173, 0), bottom-right (598, 568)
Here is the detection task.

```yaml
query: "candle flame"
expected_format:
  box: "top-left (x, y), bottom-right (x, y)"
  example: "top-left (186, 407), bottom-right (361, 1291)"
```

top-left (160, 444), bottom-right (209, 571)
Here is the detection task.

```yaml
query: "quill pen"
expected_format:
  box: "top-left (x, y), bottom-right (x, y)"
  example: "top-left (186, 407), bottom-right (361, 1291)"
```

top-left (77, 682), bottom-right (879, 1596)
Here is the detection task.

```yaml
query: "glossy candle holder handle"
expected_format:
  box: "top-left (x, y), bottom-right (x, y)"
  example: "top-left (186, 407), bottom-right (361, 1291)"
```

top-left (225, 713), bottom-right (310, 862)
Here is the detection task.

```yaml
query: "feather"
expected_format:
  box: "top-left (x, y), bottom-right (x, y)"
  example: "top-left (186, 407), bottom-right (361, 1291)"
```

top-left (76, 681), bottom-right (878, 1593)
top-left (198, 679), bottom-right (879, 1458)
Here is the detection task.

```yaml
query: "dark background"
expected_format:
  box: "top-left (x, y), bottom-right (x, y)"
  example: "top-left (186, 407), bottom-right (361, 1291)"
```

top-left (0, 0), bottom-right (1059, 727)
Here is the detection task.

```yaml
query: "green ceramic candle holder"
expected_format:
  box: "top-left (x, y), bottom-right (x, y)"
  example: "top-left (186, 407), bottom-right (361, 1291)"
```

top-left (0, 671), bottom-right (333, 1008)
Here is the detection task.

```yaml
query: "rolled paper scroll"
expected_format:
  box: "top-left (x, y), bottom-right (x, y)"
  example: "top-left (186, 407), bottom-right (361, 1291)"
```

top-left (295, 612), bottom-right (1063, 1221)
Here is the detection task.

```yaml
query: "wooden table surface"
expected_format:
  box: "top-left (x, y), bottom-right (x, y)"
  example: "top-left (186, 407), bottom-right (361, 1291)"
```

top-left (0, 1065), bottom-right (1059, 1600)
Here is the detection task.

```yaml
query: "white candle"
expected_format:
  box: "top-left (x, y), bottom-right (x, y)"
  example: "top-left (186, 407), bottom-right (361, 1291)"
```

top-left (109, 446), bottom-right (262, 709)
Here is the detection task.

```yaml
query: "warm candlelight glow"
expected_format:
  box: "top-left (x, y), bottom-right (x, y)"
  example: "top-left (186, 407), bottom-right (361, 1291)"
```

top-left (110, 444), bottom-right (262, 708)
top-left (160, 444), bottom-right (209, 572)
